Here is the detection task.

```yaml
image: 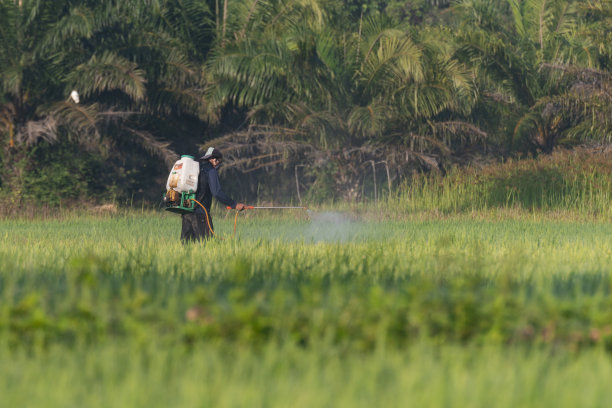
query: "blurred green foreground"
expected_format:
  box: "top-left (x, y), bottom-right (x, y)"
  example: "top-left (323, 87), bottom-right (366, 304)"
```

top-left (1, 214), bottom-right (611, 407)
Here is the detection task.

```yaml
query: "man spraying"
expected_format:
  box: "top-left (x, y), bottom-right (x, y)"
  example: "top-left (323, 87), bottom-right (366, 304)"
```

top-left (181, 147), bottom-right (246, 242)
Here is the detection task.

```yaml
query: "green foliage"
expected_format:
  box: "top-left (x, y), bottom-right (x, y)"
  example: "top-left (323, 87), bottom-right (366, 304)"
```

top-left (0, 0), bottom-right (610, 206)
top-left (23, 144), bottom-right (91, 207)
top-left (452, 0), bottom-right (611, 152)
top-left (0, 0), bottom-right (215, 204)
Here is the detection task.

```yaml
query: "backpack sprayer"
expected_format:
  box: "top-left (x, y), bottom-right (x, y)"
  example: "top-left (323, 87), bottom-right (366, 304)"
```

top-left (163, 154), bottom-right (308, 238)
top-left (162, 155), bottom-right (199, 214)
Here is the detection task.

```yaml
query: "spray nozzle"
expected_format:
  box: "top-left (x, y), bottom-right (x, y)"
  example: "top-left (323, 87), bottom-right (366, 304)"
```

top-left (225, 206), bottom-right (307, 211)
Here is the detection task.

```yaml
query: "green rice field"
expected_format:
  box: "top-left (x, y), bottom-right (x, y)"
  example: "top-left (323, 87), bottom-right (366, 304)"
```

top-left (1, 209), bottom-right (612, 406)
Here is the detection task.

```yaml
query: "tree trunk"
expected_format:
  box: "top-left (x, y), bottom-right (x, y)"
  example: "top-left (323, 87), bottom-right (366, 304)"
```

top-left (222, 0), bottom-right (228, 48)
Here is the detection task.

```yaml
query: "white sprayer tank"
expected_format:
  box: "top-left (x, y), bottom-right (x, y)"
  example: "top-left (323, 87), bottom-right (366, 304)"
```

top-left (166, 155), bottom-right (199, 192)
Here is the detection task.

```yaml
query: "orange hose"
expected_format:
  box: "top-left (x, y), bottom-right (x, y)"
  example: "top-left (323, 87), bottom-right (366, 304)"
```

top-left (190, 199), bottom-right (239, 240)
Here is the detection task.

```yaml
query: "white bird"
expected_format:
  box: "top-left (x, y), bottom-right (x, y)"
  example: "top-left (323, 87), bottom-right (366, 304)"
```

top-left (70, 90), bottom-right (80, 104)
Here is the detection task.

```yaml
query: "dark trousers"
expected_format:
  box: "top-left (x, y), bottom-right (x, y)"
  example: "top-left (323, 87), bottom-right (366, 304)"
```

top-left (181, 212), bottom-right (213, 243)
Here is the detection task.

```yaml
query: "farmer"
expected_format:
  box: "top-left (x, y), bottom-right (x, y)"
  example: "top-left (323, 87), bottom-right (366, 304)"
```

top-left (181, 147), bottom-right (246, 242)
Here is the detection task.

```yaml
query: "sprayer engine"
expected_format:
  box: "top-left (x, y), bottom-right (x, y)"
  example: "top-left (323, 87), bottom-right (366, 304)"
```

top-left (163, 155), bottom-right (199, 214)
top-left (163, 189), bottom-right (197, 214)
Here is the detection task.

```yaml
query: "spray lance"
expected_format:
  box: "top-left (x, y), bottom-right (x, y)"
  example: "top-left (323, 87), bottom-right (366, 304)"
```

top-left (181, 204), bottom-right (309, 240)
top-left (170, 201), bottom-right (309, 240)
top-left (226, 206), bottom-right (307, 210)
top-left (214, 206), bottom-right (310, 238)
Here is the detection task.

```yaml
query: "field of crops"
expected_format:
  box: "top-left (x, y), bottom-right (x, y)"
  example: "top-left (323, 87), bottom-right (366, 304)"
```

top-left (1, 208), bottom-right (611, 406)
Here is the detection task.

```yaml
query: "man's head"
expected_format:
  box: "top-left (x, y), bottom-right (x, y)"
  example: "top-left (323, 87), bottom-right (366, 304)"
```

top-left (199, 147), bottom-right (223, 168)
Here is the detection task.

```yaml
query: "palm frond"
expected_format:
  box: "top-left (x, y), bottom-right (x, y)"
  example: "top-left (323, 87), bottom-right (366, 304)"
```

top-left (200, 125), bottom-right (313, 172)
top-left (433, 120), bottom-right (488, 144)
top-left (14, 116), bottom-right (58, 146)
top-left (124, 127), bottom-right (178, 167)
top-left (68, 51), bottom-right (147, 102)
top-left (358, 35), bottom-right (424, 91)
top-left (348, 100), bottom-right (391, 138)
top-left (39, 6), bottom-right (94, 51)
top-left (47, 100), bottom-right (101, 141)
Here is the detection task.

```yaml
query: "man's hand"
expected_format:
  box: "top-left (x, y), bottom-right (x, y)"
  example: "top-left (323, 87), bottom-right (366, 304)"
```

top-left (235, 203), bottom-right (246, 211)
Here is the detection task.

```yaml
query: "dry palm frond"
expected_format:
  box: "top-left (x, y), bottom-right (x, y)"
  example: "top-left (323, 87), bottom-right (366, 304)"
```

top-left (124, 127), bottom-right (179, 168)
top-left (15, 116), bottom-right (59, 146)
top-left (202, 125), bottom-right (313, 172)
top-left (483, 91), bottom-right (515, 104)
top-left (203, 123), bottom-right (454, 186)
top-left (434, 121), bottom-right (488, 144)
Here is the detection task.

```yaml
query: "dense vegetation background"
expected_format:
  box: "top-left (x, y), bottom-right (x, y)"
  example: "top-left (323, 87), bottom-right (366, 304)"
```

top-left (0, 0), bottom-right (610, 207)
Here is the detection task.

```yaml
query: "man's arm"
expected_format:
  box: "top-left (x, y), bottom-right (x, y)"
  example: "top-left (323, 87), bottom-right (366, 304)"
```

top-left (208, 167), bottom-right (237, 208)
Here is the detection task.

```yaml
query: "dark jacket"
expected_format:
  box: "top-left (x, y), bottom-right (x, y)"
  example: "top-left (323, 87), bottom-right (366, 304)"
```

top-left (195, 161), bottom-right (237, 214)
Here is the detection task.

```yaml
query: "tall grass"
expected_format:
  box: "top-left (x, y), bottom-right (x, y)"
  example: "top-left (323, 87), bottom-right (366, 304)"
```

top-left (1, 215), bottom-right (611, 351)
top-left (392, 148), bottom-right (612, 217)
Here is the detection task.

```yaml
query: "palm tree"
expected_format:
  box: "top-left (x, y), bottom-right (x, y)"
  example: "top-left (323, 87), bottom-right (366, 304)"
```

top-left (0, 0), bottom-right (215, 200)
top-left (453, 0), bottom-right (611, 153)
top-left (205, 2), bottom-right (484, 199)
top-left (0, 0), bottom-right (81, 196)
top-left (351, 20), bottom-right (481, 166)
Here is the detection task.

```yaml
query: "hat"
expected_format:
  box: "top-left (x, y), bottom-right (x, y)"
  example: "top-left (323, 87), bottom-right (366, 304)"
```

top-left (199, 147), bottom-right (223, 161)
